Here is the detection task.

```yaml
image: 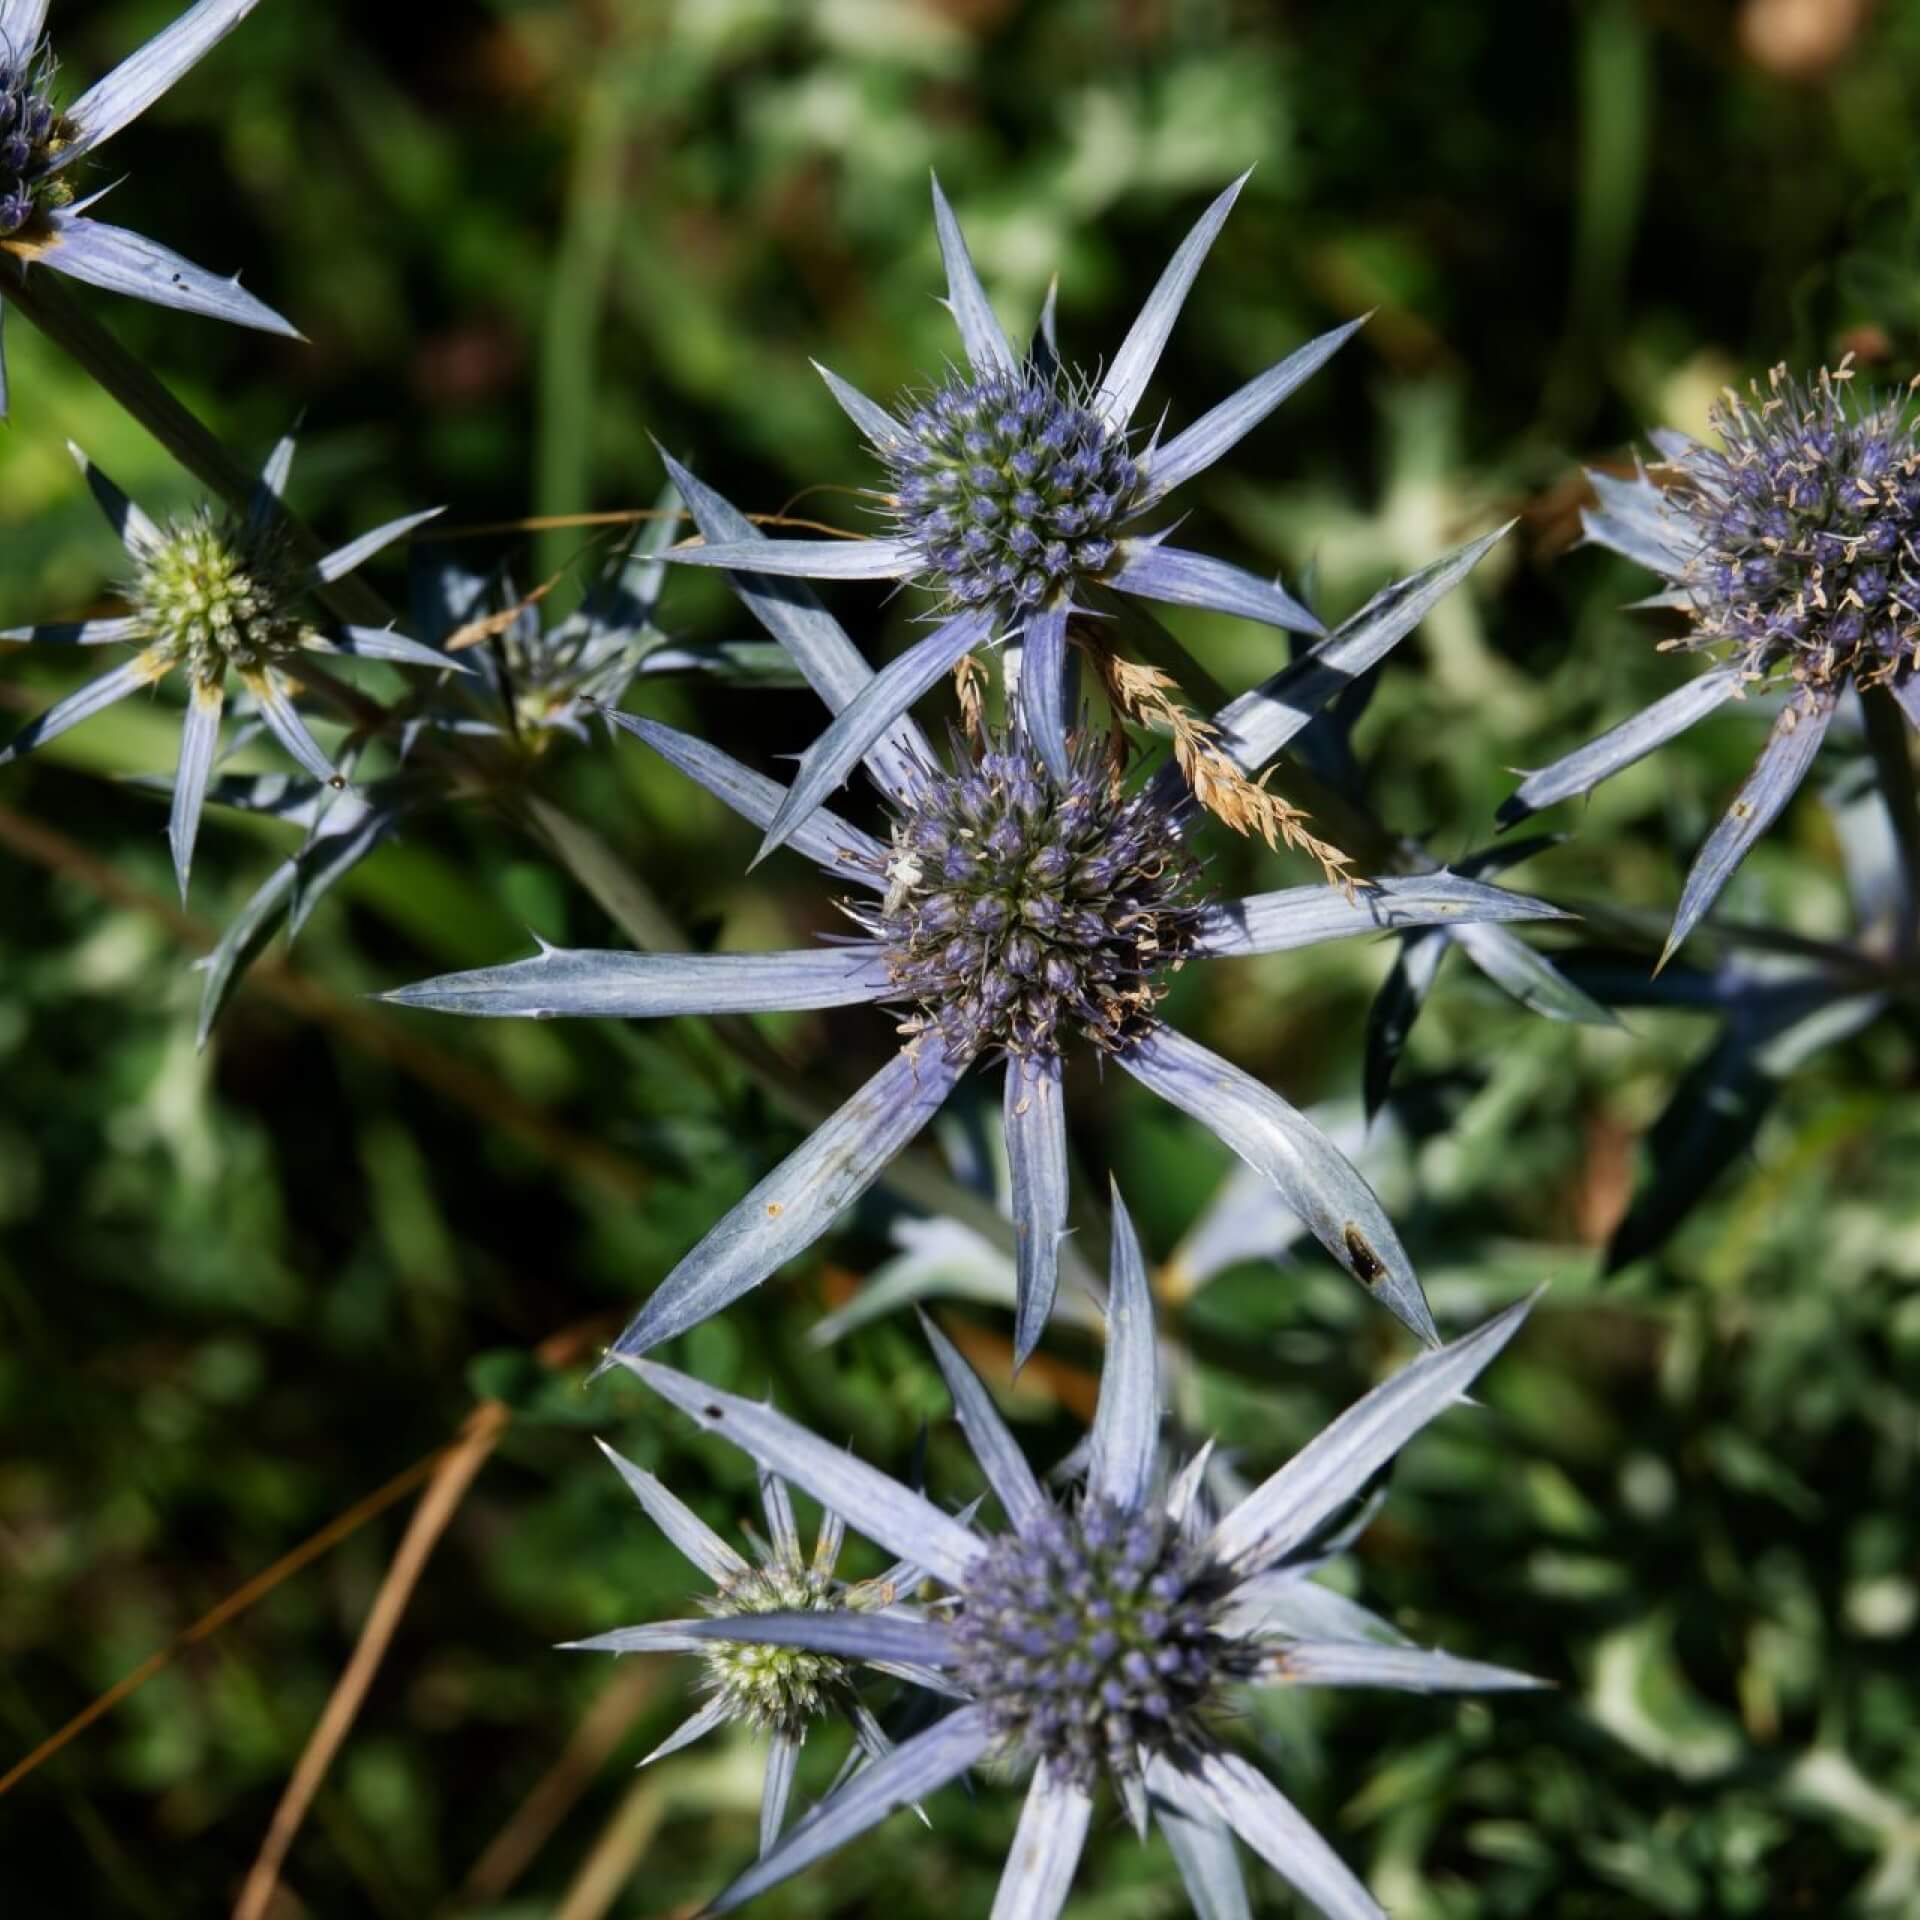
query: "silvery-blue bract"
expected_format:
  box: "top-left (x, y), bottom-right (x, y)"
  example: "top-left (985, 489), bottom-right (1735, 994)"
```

top-left (382, 461), bottom-right (1553, 1368)
top-left (605, 1189), bottom-right (1542, 1919)
top-left (563, 1447), bottom-right (954, 1862)
top-left (403, 481), bottom-right (796, 752)
top-left (0, 435), bottom-right (454, 898)
top-left (1268, 626), bottom-right (1617, 1113)
top-left (805, 1108), bottom-right (1397, 1348)
top-left (657, 173), bottom-right (1364, 786)
top-left (0, 0), bottom-right (296, 413)
top-left (1503, 362), bottom-right (1920, 963)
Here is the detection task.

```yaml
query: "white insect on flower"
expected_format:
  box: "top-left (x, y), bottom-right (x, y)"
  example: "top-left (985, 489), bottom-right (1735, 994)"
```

top-left (882, 835), bottom-right (924, 915)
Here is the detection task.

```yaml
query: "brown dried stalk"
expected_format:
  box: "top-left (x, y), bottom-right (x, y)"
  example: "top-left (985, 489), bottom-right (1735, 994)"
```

top-left (1091, 650), bottom-right (1358, 892)
top-left (953, 651), bottom-right (989, 743)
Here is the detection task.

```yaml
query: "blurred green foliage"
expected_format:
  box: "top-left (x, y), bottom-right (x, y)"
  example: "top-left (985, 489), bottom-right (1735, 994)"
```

top-left (3, 1), bottom-right (1920, 1914)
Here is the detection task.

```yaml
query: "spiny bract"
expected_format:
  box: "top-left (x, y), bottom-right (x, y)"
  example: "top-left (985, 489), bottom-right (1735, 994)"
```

top-left (0, 0), bottom-right (295, 412)
top-left (1501, 358), bottom-right (1920, 960)
top-left (607, 1200), bottom-right (1544, 1920)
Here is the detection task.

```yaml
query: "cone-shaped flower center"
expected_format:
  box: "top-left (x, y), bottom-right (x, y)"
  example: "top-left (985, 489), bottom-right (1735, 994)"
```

top-left (1669, 364), bottom-right (1920, 690)
top-left (136, 511), bottom-right (307, 687)
top-left (887, 368), bottom-right (1141, 612)
top-left (952, 1497), bottom-right (1238, 1788)
top-left (0, 51), bottom-right (72, 236)
top-left (859, 730), bottom-right (1200, 1062)
top-left (700, 1561), bottom-right (853, 1736)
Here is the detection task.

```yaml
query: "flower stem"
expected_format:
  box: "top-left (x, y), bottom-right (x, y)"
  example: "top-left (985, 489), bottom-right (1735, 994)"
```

top-left (1862, 684), bottom-right (1920, 954)
top-left (2, 262), bottom-right (391, 630)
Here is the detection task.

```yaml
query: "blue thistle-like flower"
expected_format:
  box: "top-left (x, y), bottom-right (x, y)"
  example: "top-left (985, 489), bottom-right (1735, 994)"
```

top-left (563, 1446), bottom-right (943, 1859)
top-left (949, 1493), bottom-right (1246, 1792)
top-left (0, 35), bottom-right (65, 236)
top-left (886, 364), bottom-right (1141, 612)
top-left (0, 0), bottom-right (297, 414)
top-left (1654, 364), bottom-right (1920, 689)
top-left (407, 483), bottom-right (706, 753)
top-left (1504, 361), bottom-right (1920, 963)
top-left (656, 173), bottom-right (1363, 784)
top-left (381, 467), bottom-right (1545, 1368)
top-left (0, 436), bottom-right (456, 898)
top-left (602, 1191), bottom-right (1545, 1919)
top-left (855, 727), bottom-right (1202, 1062)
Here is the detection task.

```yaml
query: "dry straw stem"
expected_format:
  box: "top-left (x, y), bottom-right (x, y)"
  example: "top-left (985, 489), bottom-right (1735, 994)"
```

top-left (1091, 649), bottom-right (1360, 892)
top-left (230, 1401), bottom-right (510, 1920)
top-left (0, 1312), bottom-right (624, 1812)
top-left (953, 650), bottom-right (989, 741)
top-left (230, 1308), bottom-right (618, 1920)
top-left (444, 562), bottom-right (576, 652)
top-left (0, 1452), bottom-right (442, 1801)
top-left (552, 1772), bottom-right (682, 1920)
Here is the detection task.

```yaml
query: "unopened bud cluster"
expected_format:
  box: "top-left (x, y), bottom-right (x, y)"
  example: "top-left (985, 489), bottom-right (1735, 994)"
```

top-left (1667, 363), bottom-right (1920, 691)
top-left (886, 368), bottom-right (1141, 613)
top-left (951, 1497), bottom-right (1238, 1789)
top-left (0, 48), bottom-right (71, 235)
top-left (699, 1559), bottom-right (859, 1736)
top-left (135, 510), bottom-right (308, 687)
top-left (856, 729), bottom-right (1200, 1062)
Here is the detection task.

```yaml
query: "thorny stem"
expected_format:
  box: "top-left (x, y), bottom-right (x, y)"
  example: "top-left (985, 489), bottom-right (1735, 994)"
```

top-left (8, 264), bottom-right (1061, 1278)
top-left (1861, 684), bottom-right (1920, 956)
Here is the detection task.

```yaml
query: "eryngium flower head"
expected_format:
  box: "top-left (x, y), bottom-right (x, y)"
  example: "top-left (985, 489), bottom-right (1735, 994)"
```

top-left (134, 504), bottom-right (308, 683)
top-left (408, 484), bottom-right (712, 754)
top-left (656, 174), bottom-right (1363, 784)
top-left (857, 728), bottom-right (1200, 1060)
top-left (1502, 360), bottom-right (1920, 963)
top-left (951, 1494), bottom-right (1243, 1789)
top-left (0, 37), bottom-right (69, 236)
top-left (0, 0), bottom-right (296, 414)
top-left (1665, 363), bottom-right (1920, 689)
top-left (888, 366), bottom-right (1139, 611)
top-left (383, 470), bottom-right (1546, 1367)
top-left (699, 1554), bottom-right (850, 1735)
top-left (564, 1447), bottom-right (932, 1855)
top-left (610, 1196), bottom-right (1545, 1920)
top-left (0, 437), bottom-right (452, 897)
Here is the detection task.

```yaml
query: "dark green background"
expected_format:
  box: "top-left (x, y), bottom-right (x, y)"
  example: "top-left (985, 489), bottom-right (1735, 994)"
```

top-left (3, 1), bottom-right (1919, 1914)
